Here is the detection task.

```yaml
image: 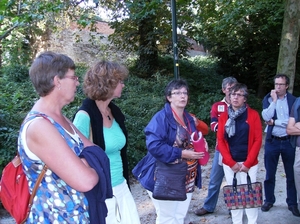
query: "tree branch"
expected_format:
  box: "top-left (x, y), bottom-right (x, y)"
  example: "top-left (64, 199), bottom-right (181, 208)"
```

top-left (0, 23), bottom-right (19, 41)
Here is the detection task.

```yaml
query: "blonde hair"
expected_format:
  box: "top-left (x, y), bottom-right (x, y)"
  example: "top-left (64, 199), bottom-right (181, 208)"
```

top-left (83, 60), bottom-right (128, 100)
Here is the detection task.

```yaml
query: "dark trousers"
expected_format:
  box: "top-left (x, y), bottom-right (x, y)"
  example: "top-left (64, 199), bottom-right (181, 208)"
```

top-left (264, 138), bottom-right (297, 206)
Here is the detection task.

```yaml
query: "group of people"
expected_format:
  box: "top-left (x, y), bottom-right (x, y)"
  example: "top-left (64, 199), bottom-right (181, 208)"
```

top-left (17, 50), bottom-right (300, 224)
top-left (19, 51), bottom-right (140, 224)
top-left (194, 74), bottom-right (300, 224)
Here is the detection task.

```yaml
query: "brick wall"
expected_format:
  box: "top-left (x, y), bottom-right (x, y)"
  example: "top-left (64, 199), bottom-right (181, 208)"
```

top-left (40, 21), bottom-right (205, 66)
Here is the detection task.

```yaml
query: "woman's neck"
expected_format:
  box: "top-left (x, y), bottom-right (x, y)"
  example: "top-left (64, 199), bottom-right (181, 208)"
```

top-left (96, 100), bottom-right (109, 111)
top-left (171, 105), bottom-right (185, 124)
top-left (96, 100), bottom-right (112, 120)
top-left (232, 104), bottom-right (245, 111)
top-left (171, 106), bottom-right (184, 116)
top-left (34, 98), bottom-right (63, 116)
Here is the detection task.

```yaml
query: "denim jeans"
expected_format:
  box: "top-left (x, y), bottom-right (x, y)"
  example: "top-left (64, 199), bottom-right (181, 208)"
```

top-left (203, 150), bottom-right (225, 212)
top-left (264, 138), bottom-right (297, 206)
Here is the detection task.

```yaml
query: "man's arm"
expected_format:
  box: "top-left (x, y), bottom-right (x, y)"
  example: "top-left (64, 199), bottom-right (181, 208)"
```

top-left (262, 90), bottom-right (277, 121)
top-left (189, 113), bottom-right (209, 135)
top-left (262, 101), bottom-right (276, 122)
top-left (287, 117), bottom-right (300, 135)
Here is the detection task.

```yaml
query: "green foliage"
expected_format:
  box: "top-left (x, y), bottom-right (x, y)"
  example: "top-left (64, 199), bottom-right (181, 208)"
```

top-left (0, 0), bottom-right (98, 66)
top-left (98, 0), bottom-right (198, 77)
top-left (193, 0), bottom-right (285, 97)
top-left (1, 64), bottom-right (29, 82)
top-left (0, 56), bottom-right (263, 174)
top-left (115, 75), bottom-right (169, 165)
top-left (0, 66), bottom-right (37, 172)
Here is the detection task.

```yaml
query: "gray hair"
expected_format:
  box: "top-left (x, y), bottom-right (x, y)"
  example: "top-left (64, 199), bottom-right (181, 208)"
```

top-left (230, 83), bottom-right (248, 99)
top-left (222, 77), bottom-right (237, 89)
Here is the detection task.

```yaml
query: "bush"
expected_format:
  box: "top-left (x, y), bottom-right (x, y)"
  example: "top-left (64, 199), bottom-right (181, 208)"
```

top-left (1, 64), bottom-right (30, 83)
top-left (0, 56), bottom-right (262, 174)
top-left (0, 69), bottom-right (37, 172)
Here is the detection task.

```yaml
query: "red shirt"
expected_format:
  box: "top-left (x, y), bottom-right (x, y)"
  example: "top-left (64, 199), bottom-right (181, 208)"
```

top-left (210, 98), bottom-right (230, 132)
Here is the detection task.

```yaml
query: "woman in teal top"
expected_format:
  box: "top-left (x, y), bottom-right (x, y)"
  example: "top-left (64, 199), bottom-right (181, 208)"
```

top-left (73, 60), bottom-right (140, 224)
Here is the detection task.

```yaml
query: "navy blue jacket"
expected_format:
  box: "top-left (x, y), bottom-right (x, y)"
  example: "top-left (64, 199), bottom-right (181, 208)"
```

top-left (79, 145), bottom-right (113, 224)
top-left (290, 97), bottom-right (300, 148)
top-left (132, 103), bottom-right (202, 191)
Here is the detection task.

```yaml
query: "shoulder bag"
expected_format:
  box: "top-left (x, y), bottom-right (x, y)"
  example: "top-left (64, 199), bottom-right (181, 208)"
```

top-left (223, 172), bottom-right (263, 210)
top-left (0, 155), bottom-right (47, 224)
top-left (0, 113), bottom-right (50, 223)
top-left (152, 160), bottom-right (188, 201)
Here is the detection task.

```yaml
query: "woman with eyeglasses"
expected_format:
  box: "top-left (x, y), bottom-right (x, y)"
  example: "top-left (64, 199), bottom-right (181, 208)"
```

top-left (217, 83), bottom-right (262, 224)
top-left (18, 51), bottom-right (101, 223)
top-left (73, 60), bottom-right (140, 224)
top-left (133, 79), bottom-right (205, 224)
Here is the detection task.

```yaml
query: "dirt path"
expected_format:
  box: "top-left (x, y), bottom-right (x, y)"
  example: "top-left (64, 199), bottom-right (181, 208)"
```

top-left (1, 141), bottom-right (300, 224)
top-left (132, 141), bottom-right (300, 224)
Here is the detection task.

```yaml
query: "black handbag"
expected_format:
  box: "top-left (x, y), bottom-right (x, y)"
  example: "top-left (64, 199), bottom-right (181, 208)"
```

top-left (152, 160), bottom-right (188, 201)
top-left (223, 173), bottom-right (263, 210)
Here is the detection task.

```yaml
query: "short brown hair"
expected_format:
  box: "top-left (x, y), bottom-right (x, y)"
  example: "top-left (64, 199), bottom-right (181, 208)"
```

top-left (29, 51), bottom-right (75, 97)
top-left (83, 60), bottom-right (129, 101)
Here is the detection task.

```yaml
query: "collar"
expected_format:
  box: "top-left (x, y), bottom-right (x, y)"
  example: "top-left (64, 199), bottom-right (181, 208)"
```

top-left (277, 93), bottom-right (287, 100)
top-left (221, 97), bottom-right (230, 106)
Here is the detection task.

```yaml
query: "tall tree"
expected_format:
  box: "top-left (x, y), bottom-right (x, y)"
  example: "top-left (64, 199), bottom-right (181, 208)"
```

top-left (193, 0), bottom-right (285, 97)
top-left (277, 0), bottom-right (300, 93)
top-left (97, 0), bottom-right (196, 77)
top-left (0, 0), bottom-right (97, 67)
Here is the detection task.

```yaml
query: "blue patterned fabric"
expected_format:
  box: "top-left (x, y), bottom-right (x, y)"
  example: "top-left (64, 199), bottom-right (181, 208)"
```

top-left (18, 111), bottom-right (90, 224)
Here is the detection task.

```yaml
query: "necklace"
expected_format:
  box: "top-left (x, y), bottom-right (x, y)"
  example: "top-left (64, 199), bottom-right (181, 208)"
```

top-left (99, 108), bottom-right (111, 121)
top-left (171, 108), bottom-right (191, 134)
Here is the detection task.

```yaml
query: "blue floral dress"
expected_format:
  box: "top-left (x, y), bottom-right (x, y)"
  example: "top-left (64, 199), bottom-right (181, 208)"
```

top-left (18, 112), bottom-right (89, 224)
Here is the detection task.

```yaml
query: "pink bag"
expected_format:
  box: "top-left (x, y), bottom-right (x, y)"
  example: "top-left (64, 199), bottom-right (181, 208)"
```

top-left (191, 131), bottom-right (209, 165)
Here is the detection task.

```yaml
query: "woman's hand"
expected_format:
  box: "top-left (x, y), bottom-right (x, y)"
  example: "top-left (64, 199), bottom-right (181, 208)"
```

top-left (182, 150), bottom-right (204, 160)
top-left (239, 164), bottom-right (250, 173)
top-left (231, 163), bottom-right (242, 173)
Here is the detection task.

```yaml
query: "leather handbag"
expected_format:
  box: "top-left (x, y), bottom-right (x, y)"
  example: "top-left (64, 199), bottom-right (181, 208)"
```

top-left (152, 160), bottom-right (188, 201)
top-left (223, 173), bottom-right (263, 210)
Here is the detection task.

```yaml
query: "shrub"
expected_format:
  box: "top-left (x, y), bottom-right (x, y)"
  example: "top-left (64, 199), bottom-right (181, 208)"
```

top-left (0, 56), bottom-right (262, 174)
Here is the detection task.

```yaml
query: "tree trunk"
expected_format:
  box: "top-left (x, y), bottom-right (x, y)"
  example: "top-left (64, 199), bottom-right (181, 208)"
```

top-left (137, 16), bottom-right (158, 78)
top-left (277, 0), bottom-right (300, 93)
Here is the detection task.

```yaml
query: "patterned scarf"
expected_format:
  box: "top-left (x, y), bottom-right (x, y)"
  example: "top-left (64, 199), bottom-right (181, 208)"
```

top-left (225, 104), bottom-right (247, 137)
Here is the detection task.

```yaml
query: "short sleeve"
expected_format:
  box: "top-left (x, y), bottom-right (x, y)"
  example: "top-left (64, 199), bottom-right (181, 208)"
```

top-left (73, 111), bottom-right (91, 139)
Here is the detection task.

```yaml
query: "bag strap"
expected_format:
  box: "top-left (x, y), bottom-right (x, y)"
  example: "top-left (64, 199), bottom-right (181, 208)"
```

top-left (246, 172), bottom-right (253, 193)
top-left (232, 173), bottom-right (237, 194)
top-left (232, 172), bottom-right (253, 194)
top-left (19, 113), bottom-right (50, 224)
top-left (19, 159), bottom-right (47, 224)
top-left (28, 164), bottom-right (47, 208)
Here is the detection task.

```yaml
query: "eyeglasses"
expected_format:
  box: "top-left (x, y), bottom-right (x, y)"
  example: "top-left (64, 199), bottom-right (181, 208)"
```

top-left (231, 93), bottom-right (244, 98)
top-left (275, 83), bottom-right (286, 86)
top-left (65, 76), bottom-right (79, 81)
top-left (171, 91), bottom-right (188, 96)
